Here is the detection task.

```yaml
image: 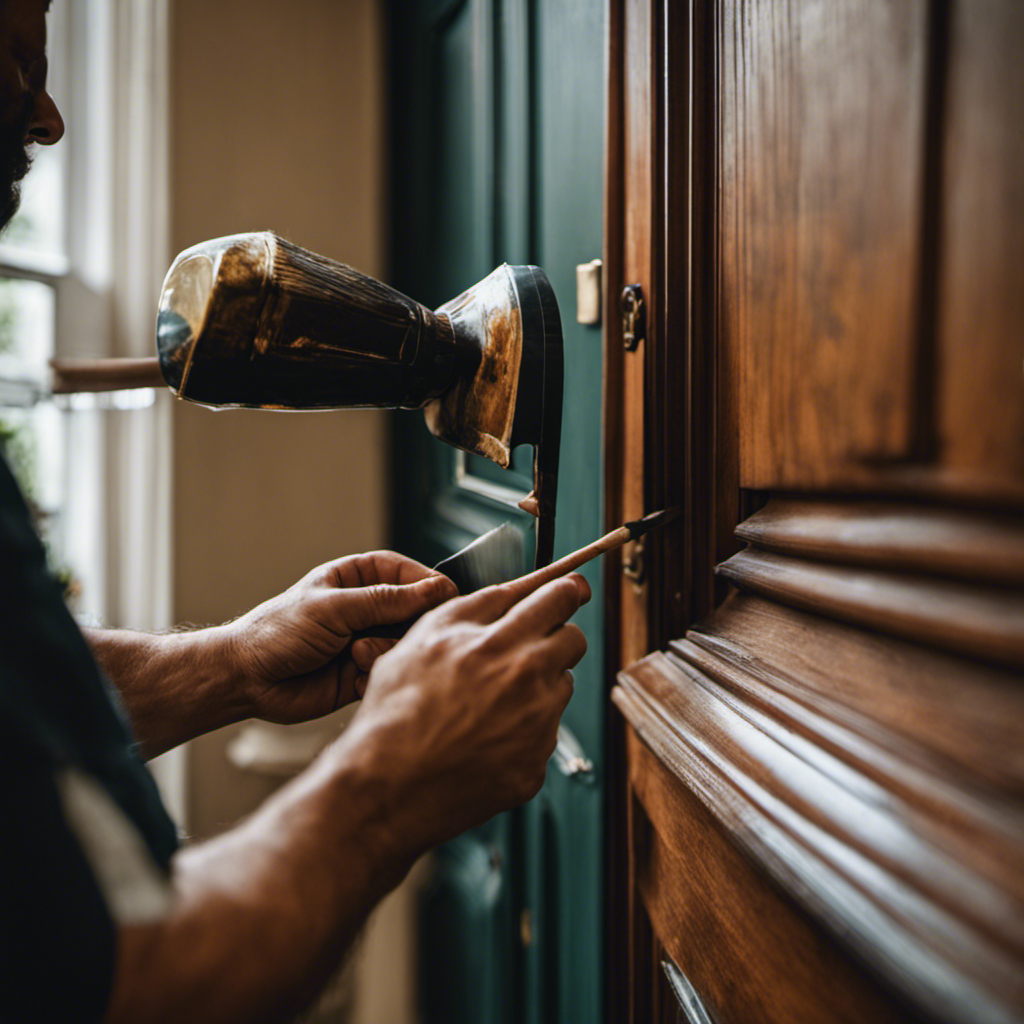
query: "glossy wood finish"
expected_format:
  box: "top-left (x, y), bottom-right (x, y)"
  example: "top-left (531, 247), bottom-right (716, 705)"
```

top-left (615, 637), bottom-right (1024, 1024)
top-left (689, 593), bottom-right (1024, 792)
top-left (735, 499), bottom-right (1024, 585)
top-left (721, 0), bottom-right (928, 489)
top-left (936, 2), bottom-right (1024, 500)
top-left (623, 727), bottom-right (929, 1024)
top-left (605, 1), bottom-right (1024, 1022)
top-left (603, 0), bottom-right (720, 658)
top-left (618, 0), bottom-right (655, 664)
top-left (716, 546), bottom-right (1024, 669)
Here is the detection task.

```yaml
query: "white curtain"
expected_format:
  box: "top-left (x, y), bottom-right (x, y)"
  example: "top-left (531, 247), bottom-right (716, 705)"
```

top-left (57, 0), bottom-right (182, 820)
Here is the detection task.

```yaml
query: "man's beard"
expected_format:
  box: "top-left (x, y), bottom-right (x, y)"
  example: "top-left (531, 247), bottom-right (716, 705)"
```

top-left (0, 95), bottom-right (35, 235)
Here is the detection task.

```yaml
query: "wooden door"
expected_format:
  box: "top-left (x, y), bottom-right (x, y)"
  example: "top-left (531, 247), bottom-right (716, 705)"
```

top-left (390, 2), bottom-right (606, 1021)
top-left (604, 1), bottom-right (1024, 1022)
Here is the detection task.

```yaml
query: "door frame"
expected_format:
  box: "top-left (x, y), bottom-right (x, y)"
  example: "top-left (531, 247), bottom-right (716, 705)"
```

top-left (601, 2), bottom-right (736, 1019)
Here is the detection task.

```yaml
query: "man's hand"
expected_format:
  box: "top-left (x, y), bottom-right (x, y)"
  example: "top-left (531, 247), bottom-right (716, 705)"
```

top-left (87, 551), bottom-right (456, 760)
top-left (227, 551), bottom-right (458, 724)
top-left (338, 571), bottom-right (591, 857)
top-left (104, 569), bottom-right (589, 1024)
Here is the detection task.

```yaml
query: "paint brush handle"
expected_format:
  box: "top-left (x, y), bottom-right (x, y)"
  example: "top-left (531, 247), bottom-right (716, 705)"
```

top-left (508, 526), bottom-right (633, 596)
top-left (346, 531), bottom-right (629, 644)
top-left (345, 532), bottom-right (624, 645)
top-left (50, 357), bottom-right (164, 393)
top-left (350, 509), bottom-right (679, 644)
top-left (504, 507), bottom-right (681, 600)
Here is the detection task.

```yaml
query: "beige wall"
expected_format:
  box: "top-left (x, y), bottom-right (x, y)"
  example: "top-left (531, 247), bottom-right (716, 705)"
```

top-left (169, 9), bottom-right (422, 1022)
top-left (169, 0), bottom-right (389, 835)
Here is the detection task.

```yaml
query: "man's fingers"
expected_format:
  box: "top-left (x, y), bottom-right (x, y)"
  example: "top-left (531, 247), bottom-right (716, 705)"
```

top-left (496, 563), bottom-right (594, 607)
top-left (442, 571), bottom-right (590, 628)
top-left (351, 636), bottom-right (396, 674)
top-left (532, 624), bottom-right (588, 675)
top-left (488, 575), bottom-right (589, 643)
top-left (327, 551), bottom-right (443, 589)
top-left (552, 669), bottom-right (575, 714)
top-left (439, 581), bottom-right (522, 624)
top-left (339, 573), bottom-right (458, 632)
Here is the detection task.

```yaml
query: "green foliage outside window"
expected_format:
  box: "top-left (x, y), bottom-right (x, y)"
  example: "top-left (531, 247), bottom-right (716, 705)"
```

top-left (0, 278), bottom-right (17, 355)
top-left (0, 276), bottom-right (75, 594)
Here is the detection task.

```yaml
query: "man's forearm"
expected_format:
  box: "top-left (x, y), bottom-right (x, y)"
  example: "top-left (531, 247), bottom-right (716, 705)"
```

top-left (97, 573), bottom-right (589, 1024)
top-left (85, 627), bottom-right (248, 759)
top-left (104, 727), bottom-right (413, 1024)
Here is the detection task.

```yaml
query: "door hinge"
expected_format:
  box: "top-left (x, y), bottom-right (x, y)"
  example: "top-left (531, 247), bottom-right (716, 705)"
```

top-left (621, 283), bottom-right (645, 351)
top-left (623, 536), bottom-right (646, 589)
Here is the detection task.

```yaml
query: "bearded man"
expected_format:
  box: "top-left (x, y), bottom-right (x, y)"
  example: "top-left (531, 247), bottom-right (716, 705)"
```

top-left (0, 3), bottom-right (588, 1021)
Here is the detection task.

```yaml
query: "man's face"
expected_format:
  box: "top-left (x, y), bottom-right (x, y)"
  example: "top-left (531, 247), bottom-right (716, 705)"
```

top-left (0, 0), bottom-right (63, 234)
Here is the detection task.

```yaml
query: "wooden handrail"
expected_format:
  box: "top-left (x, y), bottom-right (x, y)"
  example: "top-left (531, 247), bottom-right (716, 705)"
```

top-left (49, 357), bottom-right (164, 394)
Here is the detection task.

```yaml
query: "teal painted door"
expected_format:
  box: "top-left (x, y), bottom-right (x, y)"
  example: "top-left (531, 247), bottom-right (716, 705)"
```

top-left (390, 2), bottom-right (606, 1021)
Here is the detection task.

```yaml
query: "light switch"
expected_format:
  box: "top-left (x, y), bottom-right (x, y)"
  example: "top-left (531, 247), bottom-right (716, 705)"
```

top-left (576, 258), bottom-right (602, 325)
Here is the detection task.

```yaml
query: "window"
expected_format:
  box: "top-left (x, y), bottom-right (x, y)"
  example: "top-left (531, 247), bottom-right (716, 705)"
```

top-left (0, 0), bottom-right (169, 622)
top-left (0, 0), bottom-right (181, 817)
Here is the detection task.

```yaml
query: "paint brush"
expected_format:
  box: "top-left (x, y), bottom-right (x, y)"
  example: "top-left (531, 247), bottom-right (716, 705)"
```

top-left (501, 505), bottom-right (682, 601)
top-left (351, 508), bottom-right (679, 641)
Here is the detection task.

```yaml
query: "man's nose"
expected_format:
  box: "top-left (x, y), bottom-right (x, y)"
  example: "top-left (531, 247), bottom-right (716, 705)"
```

top-left (26, 90), bottom-right (64, 146)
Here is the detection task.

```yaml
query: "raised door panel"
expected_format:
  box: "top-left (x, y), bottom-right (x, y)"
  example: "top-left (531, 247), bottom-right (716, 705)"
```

top-left (720, 0), bottom-right (929, 489)
top-left (935, 1), bottom-right (1024, 502)
top-left (623, 727), bottom-right (927, 1024)
top-left (615, 528), bottom-right (1024, 1024)
top-left (720, 0), bottom-right (1024, 503)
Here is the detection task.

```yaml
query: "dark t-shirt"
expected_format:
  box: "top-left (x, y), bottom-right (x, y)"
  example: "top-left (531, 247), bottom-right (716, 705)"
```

top-left (0, 455), bottom-right (178, 1022)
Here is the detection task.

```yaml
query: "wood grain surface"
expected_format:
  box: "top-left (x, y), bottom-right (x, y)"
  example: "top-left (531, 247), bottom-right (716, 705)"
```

top-left (624, 726), bottom-right (930, 1024)
top-left (618, 0), bottom-right (655, 664)
top-left (615, 649), bottom-right (1024, 1024)
top-left (936, 1), bottom-right (1024, 498)
top-left (720, 0), bottom-right (928, 488)
top-left (687, 592), bottom-right (1024, 793)
top-left (734, 498), bottom-right (1024, 585)
top-left (606, 2), bottom-right (1024, 1021)
top-left (716, 545), bottom-right (1024, 669)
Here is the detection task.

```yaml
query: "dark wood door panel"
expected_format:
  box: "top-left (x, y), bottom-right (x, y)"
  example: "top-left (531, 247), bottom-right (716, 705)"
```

top-left (606, 1), bottom-right (1024, 1022)
top-left (615, 642), bottom-right (1024, 1024)
top-left (719, 0), bottom-right (1024, 503)
top-left (687, 591), bottom-right (1024, 794)
top-left (624, 727), bottom-right (929, 1024)
top-left (612, 497), bottom-right (1024, 1024)
top-left (733, 498), bottom-right (1024, 585)
top-left (720, 0), bottom-right (929, 489)
top-left (936, 0), bottom-right (1024, 501)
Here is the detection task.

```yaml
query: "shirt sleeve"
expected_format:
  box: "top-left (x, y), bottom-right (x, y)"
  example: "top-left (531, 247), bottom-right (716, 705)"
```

top-left (2, 724), bottom-right (117, 1024)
